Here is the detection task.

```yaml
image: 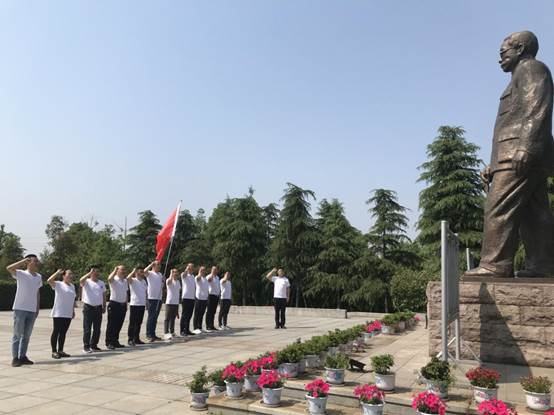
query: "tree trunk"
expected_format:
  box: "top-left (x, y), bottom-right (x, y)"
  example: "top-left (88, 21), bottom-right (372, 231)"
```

top-left (295, 285), bottom-right (300, 307)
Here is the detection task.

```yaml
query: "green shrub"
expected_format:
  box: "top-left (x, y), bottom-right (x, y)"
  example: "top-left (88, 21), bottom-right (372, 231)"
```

top-left (310, 336), bottom-right (331, 353)
top-left (520, 376), bottom-right (552, 394)
top-left (327, 330), bottom-right (343, 347)
top-left (371, 354), bottom-right (394, 375)
top-left (0, 281), bottom-right (59, 311)
top-left (390, 269), bottom-right (435, 312)
top-left (324, 353), bottom-right (349, 369)
top-left (208, 368), bottom-right (225, 387)
top-left (188, 366), bottom-right (209, 393)
top-left (420, 358), bottom-right (455, 387)
top-left (277, 344), bottom-right (304, 364)
top-left (381, 314), bottom-right (398, 326)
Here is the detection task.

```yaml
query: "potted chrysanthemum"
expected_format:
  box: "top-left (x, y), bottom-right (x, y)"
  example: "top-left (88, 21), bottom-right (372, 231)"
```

top-left (324, 352), bottom-right (349, 385)
top-left (354, 383), bottom-right (386, 415)
top-left (420, 358), bottom-right (455, 398)
top-left (371, 354), bottom-right (395, 391)
top-left (520, 375), bottom-right (551, 411)
top-left (257, 369), bottom-right (285, 407)
top-left (380, 315), bottom-right (397, 335)
top-left (243, 359), bottom-right (262, 392)
top-left (477, 398), bottom-right (518, 415)
top-left (465, 367), bottom-right (500, 404)
top-left (188, 366), bottom-right (210, 410)
top-left (222, 362), bottom-right (245, 399)
top-left (277, 345), bottom-right (303, 378)
top-left (208, 368), bottom-right (226, 396)
top-left (412, 391), bottom-right (447, 415)
top-left (305, 378), bottom-right (330, 414)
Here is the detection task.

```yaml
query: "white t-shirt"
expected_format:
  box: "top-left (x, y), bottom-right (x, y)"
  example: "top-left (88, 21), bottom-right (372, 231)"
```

top-left (271, 276), bottom-right (290, 299)
top-left (195, 276), bottom-right (209, 300)
top-left (109, 276), bottom-right (128, 303)
top-left (146, 271), bottom-right (164, 300)
top-left (208, 274), bottom-right (221, 296)
top-left (181, 273), bottom-right (196, 300)
top-left (82, 279), bottom-right (106, 306)
top-left (220, 280), bottom-right (232, 300)
top-left (166, 279), bottom-right (181, 305)
top-left (51, 281), bottom-right (76, 318)
top-left (129, 278), bottom-right (148, 306)
top-left (12, 270), bottom-right (42, 312)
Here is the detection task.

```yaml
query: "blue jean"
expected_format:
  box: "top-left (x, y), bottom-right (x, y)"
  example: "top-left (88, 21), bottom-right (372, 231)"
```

top-left (12, 310), bottom-right (37, 359)
top-left (146, 299), bottom-right (162, 338)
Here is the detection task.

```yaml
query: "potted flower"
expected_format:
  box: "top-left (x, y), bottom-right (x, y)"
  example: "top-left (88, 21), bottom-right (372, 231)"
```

top-left (420, 358), bottom-right (455, 398)
top-left (222, 363), bottom-right (245, 399)
top-left (363, 321), bottom-right (381, 343)
top-left (257, 369), bottom-right (285, 407)
top-left (371, 354), bottom-right (395, 391)
top-left (520, 375), bottom-right (551, 411)
top-left (327, 330), bottom-right (342, 355)
top-left (380, 315), bottom-right (397, 335)
top-left (259, 351), bottom-right (278, 373)
top-left (188, 366), bottom-right (210, 410)
top-left (396, 312), bottom-right (408, 331)
top-left (208, 368), bottom-right (226, 396)
top-left (305, 378), bottom-right (330, 414)
top-left (312, 336), bottom-right (331, 367)
top-left (324, 352), bottom-right (349, 385)
top-left (277, 345), bottom-right (303, 378)
top-left (412, 391), bottom-right (446, 415)
top-left (354, 383), bottom-right (386, 415)
top-left (465, 367), bottom-right (500, 404)
top-left (243, 359), bottom-right (262, 392)
top-left (302, 340), bottom-right (320, 369)
top-left (477, 398), bottom-right (518, 415)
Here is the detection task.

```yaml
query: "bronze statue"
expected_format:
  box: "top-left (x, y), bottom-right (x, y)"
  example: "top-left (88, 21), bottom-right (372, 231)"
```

top-left (466, 31), bottom-right (554, 278)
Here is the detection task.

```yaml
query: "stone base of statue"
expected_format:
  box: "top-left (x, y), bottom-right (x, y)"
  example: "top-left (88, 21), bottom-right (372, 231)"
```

top-left (427, 277), bottom-right (554, 367)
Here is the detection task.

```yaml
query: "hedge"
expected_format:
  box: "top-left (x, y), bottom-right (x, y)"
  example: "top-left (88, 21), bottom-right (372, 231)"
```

top-left (0, 280), bottom-right (78, 311)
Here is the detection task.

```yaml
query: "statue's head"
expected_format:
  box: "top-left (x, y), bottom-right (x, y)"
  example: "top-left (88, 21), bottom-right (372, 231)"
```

top-left (499, 31), bottom-right (539, 73)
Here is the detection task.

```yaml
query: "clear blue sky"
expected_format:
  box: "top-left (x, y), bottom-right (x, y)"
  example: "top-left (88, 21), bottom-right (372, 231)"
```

top-left (1, 1), bottom-right (554, 253)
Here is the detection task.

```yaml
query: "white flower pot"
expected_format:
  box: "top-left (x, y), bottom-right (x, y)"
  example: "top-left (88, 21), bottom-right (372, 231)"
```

top-left (424, 378), bottom-right (448, 399)
top-left (398, 321), bottom-right (406, 331)
top-left (374, 373), bottom-right (395, 391)
top-left (244, 375), bottom-right (260, 392)
top-left (298, 358), bottom-right (307, 374)
top-left (363, 332), bottom-right (373, 344)
top-left (262, 387), bottom-right (283, 406)
top-left (306, 394), bottom-right (328, 414)
top-left (211, 385), bottom-right (226, 396)
top-left (524, 390), bottom-right (551, 411)
top-left (361, 402), bottom-right (384, 415)
top-left (381, 325), bottom-right (395, 335)
top-left (472, 385), bottom-right (498, 404)
top-left (278, 362), bottom-right (298, 378)
top-left (225, 381), bottom-right (243, 398)
top-left (416, 412), bottom-right (437, 415)
top-left (325, 367), bottom-right (345, 385)
top-left (305, 354), bottom-right (319, 368)
top-left (328, 346), bottom-right (339, 356)
top-left (190, 391), bottom-right (209, 410)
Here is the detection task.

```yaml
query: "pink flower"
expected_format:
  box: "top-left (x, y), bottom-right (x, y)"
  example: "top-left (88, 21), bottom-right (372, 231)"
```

top-left (544, 411), bottom-right (554, 415)
top-left (412, 391), bottom-right (446, 415)
top-left (305, 379), bottom-right (330, 398)
top-left (222, 363), bottom-right (246, 382)
top-left (477, 399), bottom-right (517, 415)
top-left (354, 384), bottom-right (385, 404)
top-left (257, 369), bottom-right (283, 389)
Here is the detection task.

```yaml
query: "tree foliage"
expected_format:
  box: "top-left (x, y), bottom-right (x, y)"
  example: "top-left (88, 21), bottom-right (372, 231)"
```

top-left (126, 210), bottom-right (161, 267)
top-left (0, 225), bottom-right (25, 280)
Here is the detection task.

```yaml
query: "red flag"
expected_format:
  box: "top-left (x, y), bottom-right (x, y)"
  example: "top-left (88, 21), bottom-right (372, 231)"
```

top-left (156, 202), bottom-right (181, 261)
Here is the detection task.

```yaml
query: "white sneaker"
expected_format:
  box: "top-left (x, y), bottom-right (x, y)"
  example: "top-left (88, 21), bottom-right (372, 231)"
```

top-left (192, 329), bottom-right (202, 335)
top-left (204, 329), bottom-right (213, 333)
top-left (164, 333), bottom-right (173, 340)
top-left (217, 327), bottom-right (225, 331)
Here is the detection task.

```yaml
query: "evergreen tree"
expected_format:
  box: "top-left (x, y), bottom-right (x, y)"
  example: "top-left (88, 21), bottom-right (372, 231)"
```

top-left (178, 209), bottom-right (213, 267)
top-left (126, 210), bottom-right (161, 267)
top-left (0, 225), bottom-right (25, 279)
top-left (417, 126), bottom-right (484, 254)
top-left (306, 199), bottom-right (362, 309)
top-left (271, 183), bottom-right (319, 307)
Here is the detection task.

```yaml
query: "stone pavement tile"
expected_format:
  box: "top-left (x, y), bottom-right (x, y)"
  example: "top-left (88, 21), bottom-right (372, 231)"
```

top-left (69, 375), bottom-right (122, 389)
top-left (33, 384), bottom-right (91, 399)
top-left (0, 391), bottom-right (17, 400)
top-left (79, 408), bottom-right (133, 415)
top-left (0, 378), bottom-right (27, 389)
top-left (143, 400), bottom-right (191, 414)
top-left (138, 384), bottom-right (190, 400)
top-left (39, 373), bottom-right (97, 384)
top-left (0, 395), bottom-right (52, 413)
top-left (63, 389), bottom-right (130, 406)
top-left (14, 400), bottom-right (92, 415)
top-left (101, 395), bottom-right (171, 413)
top-left (0, 380), bottom-right (58, 394)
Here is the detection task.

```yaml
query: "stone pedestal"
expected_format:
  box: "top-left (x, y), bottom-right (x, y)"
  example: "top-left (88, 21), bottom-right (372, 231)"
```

top-left (427, 277), bottom-right (554, 367)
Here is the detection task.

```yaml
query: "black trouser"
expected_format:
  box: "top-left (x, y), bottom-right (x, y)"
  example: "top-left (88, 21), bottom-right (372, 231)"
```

top-left (164, 304), bottom-right (179, 334)
top-left (106, 301), bottom-right (127, 346)
top-left (128, 305), bottom-right (145, 342)
top-left (51, 317), bottom-right (71, 352)
top-left (205, 294), bottom-right (219, 330)
top-left (180, 298), bottom-right (195, 334)
top-left (274, 298), bottom-right (287, 328)
top-left (83, 304), bottom-right (103, 348)
top-left (193, 299), bottom-right (208, 330)
top-left (218, 299), bottom-right (231, 327)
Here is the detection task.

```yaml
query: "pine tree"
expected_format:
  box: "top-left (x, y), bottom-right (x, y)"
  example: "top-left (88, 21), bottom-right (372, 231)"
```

top-left (305, 199), bottom-right (362, 309)
top-left (126, 210), bottom-right (161, 267)
top-left (0, 225), bottom-right (24, 279)
top-left (271, 183), bottom-right (319, 307)
top-left (417, 126), bottom-right (484, 253)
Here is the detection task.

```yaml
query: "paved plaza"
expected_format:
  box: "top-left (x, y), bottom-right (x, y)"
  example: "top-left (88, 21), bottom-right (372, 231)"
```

top-left (0, 309), bottom-right (369, 414)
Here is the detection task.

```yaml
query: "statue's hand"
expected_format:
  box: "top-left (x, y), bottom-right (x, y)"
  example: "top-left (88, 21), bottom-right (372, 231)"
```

top-left (513, 150), bottom-right (530, 176)
top-left (480, 165), bottom-right (491, 184)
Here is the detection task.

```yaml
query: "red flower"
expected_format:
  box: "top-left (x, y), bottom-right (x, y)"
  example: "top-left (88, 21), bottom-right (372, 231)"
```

top-left (222, 363), bottom-right (246, 382)
top-left (305, 378), bottom-right (330, 398)
top-left (354, 384), bottom-right (385, 405)
top-left (477, 399), bottom-right (517, 415)
top-left (244, 359), bottom-right (262, 376)
top-left (466, 367), bottom-right (501, 389)
top-left (412, 391), bottom-right (447, 415)
top-left (257, 369), bottom-right (284, 389)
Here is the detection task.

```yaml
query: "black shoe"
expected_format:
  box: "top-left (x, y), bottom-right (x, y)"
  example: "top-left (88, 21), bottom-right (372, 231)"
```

top-left (281, 326), bottom-right (287, 329)
top-left (153, 336), bottom-right (162, 341)
top-left (58, 351), bottom-right (71, 358)
top-left (11, 358), bottom-right (21, 367)
top-left (107, 344), bottom-right (116, 350)
top-left (186, 331), bottom-right (195, 336)
top-left (114, 343), bottom-right (126, 348)
top-left (83, 347), bottom-right (92, 354)
top-left (128, 340), bottom-right (136, 347)
top-left (135, 339), bottom-right (145, 345)
top-left (52, 352), bottom-right (61, 359)
top-left (20, 356), bottom-right (34, 365)
top-left (148, 337), bottom-right (156, 343)
top-left (275, 326), bottom-right (280, 329)
top-left (91, 346), bottom-right (102, 352)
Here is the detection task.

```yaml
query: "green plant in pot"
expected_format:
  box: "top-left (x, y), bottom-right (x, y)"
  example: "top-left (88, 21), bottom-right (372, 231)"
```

top-left (324, 352), bottom-right (349, 385)
top-left (380, 315), bottom-right (397, 334)
top-left (188, 366), bottom-right (210, 410)
top-left (420, 358), bottom-right (455, 398)
top-left (277, 344), bottom-right (303, 378)
top-left (520, 376), bottom-right (552, 411)
top-left (371, 354), bottom-right (395, 391)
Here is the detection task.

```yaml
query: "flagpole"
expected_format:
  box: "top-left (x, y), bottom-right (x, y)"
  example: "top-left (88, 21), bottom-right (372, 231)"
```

top-left (163, 201), bottom-right (181, 278)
